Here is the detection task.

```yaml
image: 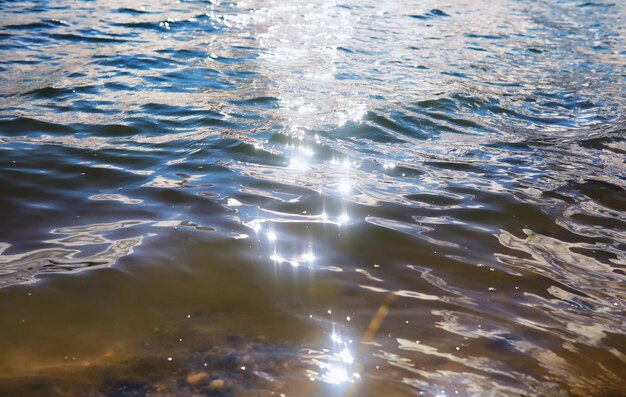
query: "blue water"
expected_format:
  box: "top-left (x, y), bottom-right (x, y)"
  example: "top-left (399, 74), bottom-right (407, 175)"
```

top-left (0, 0), bottom-right (625, 396)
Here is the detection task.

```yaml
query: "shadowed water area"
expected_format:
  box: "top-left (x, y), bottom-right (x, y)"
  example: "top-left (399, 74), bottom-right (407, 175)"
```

top-left (0, 0), bottom-right (625, 395)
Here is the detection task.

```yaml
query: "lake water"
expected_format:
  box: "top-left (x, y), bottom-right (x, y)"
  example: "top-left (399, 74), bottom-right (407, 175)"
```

top-left (0, 0), bottom-right (625, 396)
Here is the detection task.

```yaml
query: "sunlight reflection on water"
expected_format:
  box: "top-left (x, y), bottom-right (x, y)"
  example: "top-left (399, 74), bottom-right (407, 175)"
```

top-left (0, 0), bottom-right (624, 395)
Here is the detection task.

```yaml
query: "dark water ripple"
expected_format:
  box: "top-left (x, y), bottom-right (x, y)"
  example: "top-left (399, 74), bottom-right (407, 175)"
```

top-left (0, 0), bottom-right (625, 396)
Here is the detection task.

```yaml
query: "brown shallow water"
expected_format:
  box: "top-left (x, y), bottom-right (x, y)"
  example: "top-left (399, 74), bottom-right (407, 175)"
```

top-left (0, 0), bottom-right (625, 396)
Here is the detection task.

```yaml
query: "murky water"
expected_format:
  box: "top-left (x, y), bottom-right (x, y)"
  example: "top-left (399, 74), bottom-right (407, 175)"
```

top-left (0, 0), bottom-right (625, 395)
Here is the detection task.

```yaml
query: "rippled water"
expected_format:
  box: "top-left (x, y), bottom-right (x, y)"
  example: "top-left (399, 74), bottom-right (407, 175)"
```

top-left (1, 0), bottom-right (625, 395)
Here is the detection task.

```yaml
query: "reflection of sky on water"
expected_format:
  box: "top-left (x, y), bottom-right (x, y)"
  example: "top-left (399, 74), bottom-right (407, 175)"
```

top-left (0, 0), bottom-right (625, 394)
top-left (0, 220), bottom-right (146, 287)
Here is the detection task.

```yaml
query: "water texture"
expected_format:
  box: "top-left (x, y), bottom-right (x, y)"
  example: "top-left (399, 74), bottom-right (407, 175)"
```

top-left (0, 0), bottom-right (625, 396)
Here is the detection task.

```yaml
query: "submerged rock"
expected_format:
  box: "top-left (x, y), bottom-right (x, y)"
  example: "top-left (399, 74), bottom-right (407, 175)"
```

top-left (186, 372), bottom-right (209, 386)
top-left (208, 378), bottom-right (225, 391)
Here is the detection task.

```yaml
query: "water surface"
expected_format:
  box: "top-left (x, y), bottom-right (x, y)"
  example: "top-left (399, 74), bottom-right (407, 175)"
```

top-left (0, 0), bottom-right (625, 396)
